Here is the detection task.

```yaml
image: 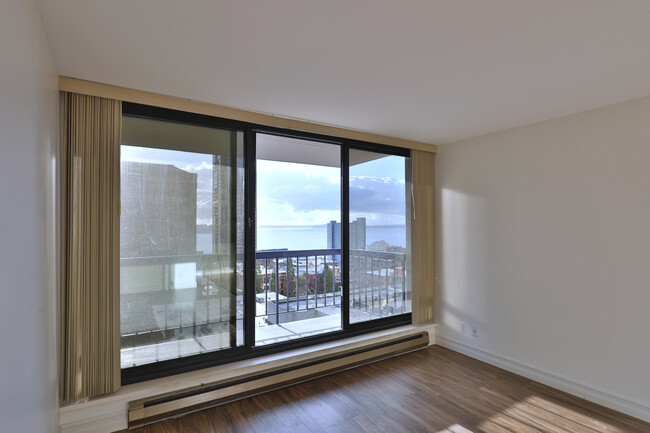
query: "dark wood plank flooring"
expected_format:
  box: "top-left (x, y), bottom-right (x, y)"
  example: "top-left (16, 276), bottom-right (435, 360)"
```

top-left (117, 346), bottom-right (650, 433)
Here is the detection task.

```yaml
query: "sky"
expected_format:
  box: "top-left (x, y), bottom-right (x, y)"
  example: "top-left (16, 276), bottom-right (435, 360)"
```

top-left (257, 154), bottom-right (407, 226)
top-left (122, 145), bottom-right (408, 227)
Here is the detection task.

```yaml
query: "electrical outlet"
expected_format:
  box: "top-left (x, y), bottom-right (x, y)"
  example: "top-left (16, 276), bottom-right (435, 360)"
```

top-left (471, 325), bottom-right (478, 338)
top-left (460, 322), bottom-right (467, 334)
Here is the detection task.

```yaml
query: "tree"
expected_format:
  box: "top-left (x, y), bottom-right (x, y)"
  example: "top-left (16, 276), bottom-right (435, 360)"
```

top-left (317, 263), bottom-right (335, 293)
top-left (325, 264), bottom-right (334, 293)
top-left (298, 273), bottom-right (307, 296)
top-left (286, 258), bottom-right (297, 297)
top-left (269, 269), bottom-right (277, 293)
top-left (255, 260), bottom-right (264, 293)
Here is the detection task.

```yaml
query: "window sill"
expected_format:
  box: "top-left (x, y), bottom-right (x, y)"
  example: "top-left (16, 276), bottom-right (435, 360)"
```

top-left (59, 323), bottom-right (436, 433)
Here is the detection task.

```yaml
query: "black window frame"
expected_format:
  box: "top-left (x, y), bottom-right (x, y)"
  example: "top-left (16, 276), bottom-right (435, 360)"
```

top-left (120, 102), bottom-right (411, 385)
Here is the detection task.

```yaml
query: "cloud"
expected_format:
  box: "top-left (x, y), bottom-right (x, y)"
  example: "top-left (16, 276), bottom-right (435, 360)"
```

top-left (122, 146), bottom-right (405, 225)
top-left (349, 176), bottom-right (406, 217)
top-left (257, 167), bottom-right (341, 225)
top-left (140, 156), bottom-right (408, 227)
top-left (256, 163), bottom-right (406, 225)
top-left (183, 161), bottom-right (213, 172)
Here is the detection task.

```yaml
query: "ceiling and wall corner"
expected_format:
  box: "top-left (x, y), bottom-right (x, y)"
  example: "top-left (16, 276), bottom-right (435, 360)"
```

top-left (35, 0), bottom-right (650, 145)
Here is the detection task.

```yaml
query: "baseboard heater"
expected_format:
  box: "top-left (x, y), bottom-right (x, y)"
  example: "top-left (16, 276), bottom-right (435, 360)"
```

top-left (128, 330), bottom-right (429, 429)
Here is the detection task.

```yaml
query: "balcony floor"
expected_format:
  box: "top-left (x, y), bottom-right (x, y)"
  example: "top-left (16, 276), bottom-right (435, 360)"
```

top-left (121, 308), bottom-right (384, 368)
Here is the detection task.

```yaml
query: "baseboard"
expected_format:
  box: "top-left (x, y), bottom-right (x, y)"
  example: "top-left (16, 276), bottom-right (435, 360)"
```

top-left (129, 332), bottom-right (430, 429)
top-left (59, 412), bottom-right (125, 433)
top-left (59, 324), bottom-right (435, 433)
top-left (420, 323), bottom-right (437, 346)
top-left (436, 335), bottom-right (650, 423)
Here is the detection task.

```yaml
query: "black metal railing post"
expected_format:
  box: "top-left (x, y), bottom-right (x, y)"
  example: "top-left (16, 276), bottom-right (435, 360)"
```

top-left (275, 258), bottom-right (280, 325)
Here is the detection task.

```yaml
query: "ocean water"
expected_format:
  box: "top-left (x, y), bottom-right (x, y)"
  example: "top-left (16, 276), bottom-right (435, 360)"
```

top-left (197, 225), bottom-right (406, 253)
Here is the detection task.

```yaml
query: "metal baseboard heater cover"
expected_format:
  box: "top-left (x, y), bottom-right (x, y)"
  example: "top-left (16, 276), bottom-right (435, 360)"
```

top-left (128, 331), bottom-right (429, 429)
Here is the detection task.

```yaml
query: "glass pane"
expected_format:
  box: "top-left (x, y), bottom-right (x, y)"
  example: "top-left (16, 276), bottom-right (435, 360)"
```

top-left (120, 116), bottom-right (244, 368)
top-left (349, 149), bottom-right (411, 323)
top-left (255, 133), bottom-right (342, 346)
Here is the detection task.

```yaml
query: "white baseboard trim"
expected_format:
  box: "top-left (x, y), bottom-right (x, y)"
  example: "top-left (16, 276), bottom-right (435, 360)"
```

top-left (59, 324), bottom-right (436, 433)
top-left (59, 412), bottom-right (125, 433)
top-left (436, 335), bottom-right (650, 423)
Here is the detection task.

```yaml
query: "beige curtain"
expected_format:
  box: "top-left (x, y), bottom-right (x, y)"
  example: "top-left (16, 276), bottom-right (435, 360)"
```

top-left (411, 150), bottom-right (435, 324)
top-left (60, 92), bottom-right (121, 402)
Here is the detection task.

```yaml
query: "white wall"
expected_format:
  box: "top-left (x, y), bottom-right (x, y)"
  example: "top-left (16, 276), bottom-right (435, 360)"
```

top-left (0, 0), bottom-right (59, 431)
top-left (435, 96), bottom-right (650, 420)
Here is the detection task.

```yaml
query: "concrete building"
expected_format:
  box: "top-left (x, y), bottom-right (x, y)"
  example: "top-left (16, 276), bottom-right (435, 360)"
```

top-left (327, 217), bottom-right (366, 250)
top-left (350, 217), bottom-right (366, 250)
top-left (326, 220), bottom-right (341, 249)
top-left (212, 153), bottom-right (245, 257)
top-left (120, 161), bottom-right (197, 258)
top-left (119, 161), bottom-right (198, 339)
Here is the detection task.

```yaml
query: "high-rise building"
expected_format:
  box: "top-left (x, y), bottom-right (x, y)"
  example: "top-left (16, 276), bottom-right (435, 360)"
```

top-left (326, 217), bottom-right (366, 250)
top-left (326, 220), bottom-right (341, 249)
top-left (120, 161), bottom-right (197, 258)
top-left (350, 217), bottom-right (366, 250)
top-left (212, 153), bottom-right (245, 256)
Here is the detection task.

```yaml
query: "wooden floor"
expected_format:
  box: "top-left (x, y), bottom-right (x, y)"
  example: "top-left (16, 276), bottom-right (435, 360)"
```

top-left (117, 346), bottom-right (650, 433)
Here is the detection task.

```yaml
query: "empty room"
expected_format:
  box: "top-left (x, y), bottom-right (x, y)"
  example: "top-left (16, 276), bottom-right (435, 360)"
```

top-left (1, 1), bottom-right (649, 432)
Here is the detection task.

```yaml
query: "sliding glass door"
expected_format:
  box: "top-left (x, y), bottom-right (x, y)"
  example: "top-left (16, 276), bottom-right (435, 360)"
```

top-left (118, 103), bottom-right (412, 382)
top-left (120, 113), bottom-right (245, 368)
top-left (348, 149), bottom-right (412, 323)
top-left (254, 133), bottom-right (342, 345)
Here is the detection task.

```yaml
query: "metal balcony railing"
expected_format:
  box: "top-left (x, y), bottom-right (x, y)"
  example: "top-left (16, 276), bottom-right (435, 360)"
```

top-left (255, 249), bottom-right (341, 326)
top-left (119, 248), bottom-right (409, 352)
top-left (349, 249), bottom-right (409, 319)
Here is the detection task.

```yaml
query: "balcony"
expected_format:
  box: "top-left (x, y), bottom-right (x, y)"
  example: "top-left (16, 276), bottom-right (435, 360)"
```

top-left (254, 248), bottom-right (342, 345)
top-left (349, 249), bottom-right (410, 322)
top-left (120, 248), bottom-right (409, 367)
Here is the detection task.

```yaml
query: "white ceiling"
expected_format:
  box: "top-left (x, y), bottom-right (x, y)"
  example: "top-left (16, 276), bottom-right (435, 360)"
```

top-left (257, 133), bottom-right (386, 167)
top-left (36, 0), bottom-right (650, 144)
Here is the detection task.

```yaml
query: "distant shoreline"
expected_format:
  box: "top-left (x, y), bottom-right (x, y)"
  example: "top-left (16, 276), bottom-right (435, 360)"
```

top-left (197, 224), bottom-right (407, 252)
top-left (197, 223), bottom-right (406, 231)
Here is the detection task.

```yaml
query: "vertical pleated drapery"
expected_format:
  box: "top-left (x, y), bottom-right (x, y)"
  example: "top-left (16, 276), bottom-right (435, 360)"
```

top-left (60, 92), bottom-right (121, 402)
top-left (411, 150), bottom-right (435, 324)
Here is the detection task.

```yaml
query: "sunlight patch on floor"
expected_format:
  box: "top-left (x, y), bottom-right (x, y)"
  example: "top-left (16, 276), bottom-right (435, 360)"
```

top-left (437, 424), bottom-right (475, 433)
top-left (478, 395), bottom-right (623, 433)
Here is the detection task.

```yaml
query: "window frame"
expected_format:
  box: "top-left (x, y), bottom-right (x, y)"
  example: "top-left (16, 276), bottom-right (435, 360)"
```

top-left (120, 102), bottom-right (411, 385)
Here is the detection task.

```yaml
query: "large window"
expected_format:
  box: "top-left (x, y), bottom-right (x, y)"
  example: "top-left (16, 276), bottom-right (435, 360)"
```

top-left (120, 115), bottom-right (244, 368)
top-left (119, 103), bottom-right (411, 382)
